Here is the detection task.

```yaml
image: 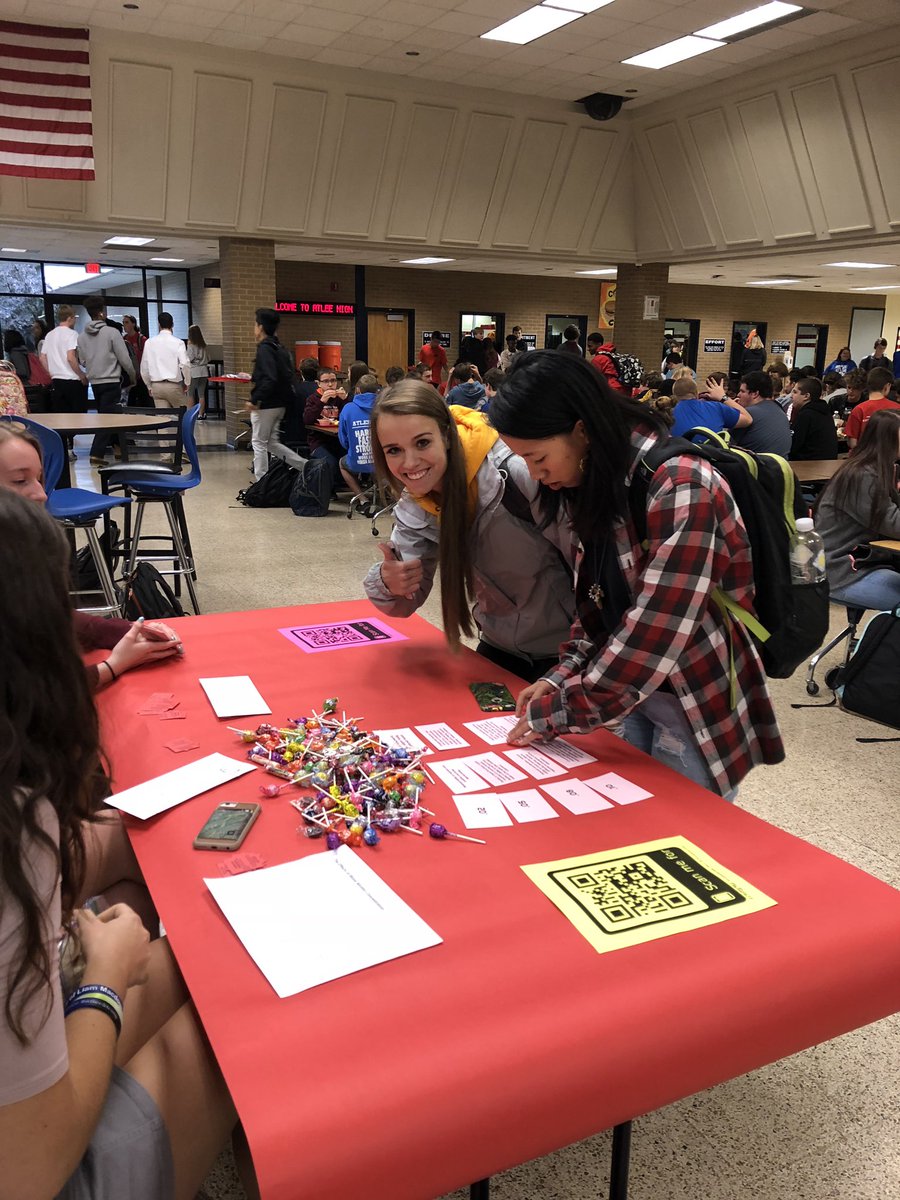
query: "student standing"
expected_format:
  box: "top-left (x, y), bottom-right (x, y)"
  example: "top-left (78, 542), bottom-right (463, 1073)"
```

top-left (247, 307), bottom-right (307, 481)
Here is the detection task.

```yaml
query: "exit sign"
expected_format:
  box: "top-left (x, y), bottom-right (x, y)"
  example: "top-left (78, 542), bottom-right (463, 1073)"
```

top-left (85, 262), bottom-right (100, 274)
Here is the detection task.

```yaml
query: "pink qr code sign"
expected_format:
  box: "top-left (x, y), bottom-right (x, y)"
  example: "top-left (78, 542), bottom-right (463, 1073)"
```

top-left (278, 618), bottom-right (407, 654)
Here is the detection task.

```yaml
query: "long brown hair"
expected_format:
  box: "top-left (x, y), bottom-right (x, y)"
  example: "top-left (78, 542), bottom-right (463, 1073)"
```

top-left (0, 492), bottom-right (103, 1043)
top-left (818, 408), bottom-right (900, 532)
top-left (370, 380), bottom-right (474, 649)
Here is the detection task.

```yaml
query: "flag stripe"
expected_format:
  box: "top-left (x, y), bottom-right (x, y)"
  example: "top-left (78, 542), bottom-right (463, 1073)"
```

top-left (0, 21), bottom-right (94, 180)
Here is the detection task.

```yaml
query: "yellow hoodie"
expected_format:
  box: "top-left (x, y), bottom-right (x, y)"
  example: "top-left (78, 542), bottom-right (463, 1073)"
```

top-left (414, 405), bottom-right (498, 523)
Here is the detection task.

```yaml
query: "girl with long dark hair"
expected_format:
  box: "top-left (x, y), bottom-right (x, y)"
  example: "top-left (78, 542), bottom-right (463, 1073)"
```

top-left (815, 408), bottom-right (900, 609)
top-left (489, 351), bottom-right (784, 798)
top-left (364, 380), bottom-right (575, 681)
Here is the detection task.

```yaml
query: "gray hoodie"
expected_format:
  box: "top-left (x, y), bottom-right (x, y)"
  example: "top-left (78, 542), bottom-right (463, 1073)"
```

top-left (76, 320), bottom-right (135, 386)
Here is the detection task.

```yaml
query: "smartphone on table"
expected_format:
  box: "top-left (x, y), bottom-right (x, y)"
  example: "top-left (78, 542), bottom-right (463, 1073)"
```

top-left (193, 801), bottom-right (261, 851)
top-left (469, 681), bottom-right (517, 712)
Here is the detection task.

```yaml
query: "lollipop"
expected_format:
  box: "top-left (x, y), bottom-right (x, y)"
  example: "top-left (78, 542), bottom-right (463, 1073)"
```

top-left (428, 822), bottom-right (486, 845)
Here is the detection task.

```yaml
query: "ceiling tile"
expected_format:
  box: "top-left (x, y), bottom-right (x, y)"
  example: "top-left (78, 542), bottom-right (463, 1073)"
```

top-left (426, 11), bottom-right (495, 35)
top-left (276, 23), bottom-right (341, 45)
top-left (296, 7), bottom-right (364, 32)
top-left (206, 28), bottom-right (269, 49)
top-left (407, 26), bottom-right (470, 48)
top-left (375, 0), bottom-right (443, 23)
top-left (313, 47), bottom-right (373, 67)
top-left (352, 15), bottom-right (419, 38)
top-left (218, 12), bottom-right (284, 35)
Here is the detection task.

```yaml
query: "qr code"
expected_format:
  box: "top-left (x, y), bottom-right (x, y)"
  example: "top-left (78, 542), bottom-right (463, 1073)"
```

top-left (561, 854), bottom-right (707, 934)
top-left (297, 624), bottom-right (368, 648)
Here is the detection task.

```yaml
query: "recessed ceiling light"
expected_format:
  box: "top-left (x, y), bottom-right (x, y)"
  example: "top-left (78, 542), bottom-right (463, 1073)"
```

top-left (150, 257), bottom-right (184, 263)
top-left (624, 35), bottom-right (724, 69)
top-left (852, 285), bottom-right (900, 292)
top-left (576, 267), bottom-right (616, 275)
top-left (1, 247), bottom-right (28, 253)
top-left (405, 50), bottom-right (419, 56)
top-left (482, 4), bottom-right (580, 45)
top-left (696, 2), bottom-right (801, 40)
top-left (103, 235), bottom-right (154, 246)
top-left (823, 261), bottom-right (893, 269)
top-left (747, 278), bottom-right (802, 285)
top-left (542, 0), bottom-right (614, 12)
top-left (123, 3), bottom-right (139, 9)
top-left (401, 257), bottom-right (455, 265)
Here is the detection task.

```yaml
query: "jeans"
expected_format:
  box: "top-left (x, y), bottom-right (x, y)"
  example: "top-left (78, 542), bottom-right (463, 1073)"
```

top-left (833, 570), bottom-right (900, 613)
top-left (89, 382), bottom-right (125, 458)
top-left (616, 690), bottom-right (737, 801)
top-left (250, 406), bottom-right (307, 480)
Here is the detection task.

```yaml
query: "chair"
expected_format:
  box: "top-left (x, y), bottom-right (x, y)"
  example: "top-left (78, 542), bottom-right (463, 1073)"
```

top-left (118, 405), bottom-right (202, 614)
top-left (805, 597), bottom-right (867, 695)
top-left (1, 415), bottom-right (130, 617)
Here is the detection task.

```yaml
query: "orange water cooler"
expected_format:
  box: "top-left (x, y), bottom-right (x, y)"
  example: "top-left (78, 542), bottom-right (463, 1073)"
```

top-left (318, 341), bottom-right (342, 372)
top-left (294, 339), bottom-right (318, 370)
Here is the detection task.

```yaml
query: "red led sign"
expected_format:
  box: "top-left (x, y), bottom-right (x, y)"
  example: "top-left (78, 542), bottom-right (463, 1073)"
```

top-left (275, 301), bottom-right (355, 316)
top-left (85, 262), bottom-right (101, 274)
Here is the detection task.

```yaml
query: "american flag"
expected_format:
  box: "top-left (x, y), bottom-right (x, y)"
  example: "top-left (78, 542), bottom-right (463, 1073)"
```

top-left (0, 19), bottom-right (94, 181)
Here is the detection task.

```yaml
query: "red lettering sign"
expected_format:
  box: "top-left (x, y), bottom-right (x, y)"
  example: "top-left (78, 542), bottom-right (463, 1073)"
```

top-left (85, 262), bottom-right (100, 274)
top-left (274, 301), bottom-right (355, 317)
top-left (274, 302), bottom-right (297, 312)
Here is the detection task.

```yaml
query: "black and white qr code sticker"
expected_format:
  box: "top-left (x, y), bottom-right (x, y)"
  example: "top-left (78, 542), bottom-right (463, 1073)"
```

top-left (522, 837), bottom-right (776, 954)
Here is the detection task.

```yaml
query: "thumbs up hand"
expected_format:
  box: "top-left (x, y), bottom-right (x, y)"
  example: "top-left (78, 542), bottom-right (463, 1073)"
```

top-left (378, 543), bottom-right (423, 600)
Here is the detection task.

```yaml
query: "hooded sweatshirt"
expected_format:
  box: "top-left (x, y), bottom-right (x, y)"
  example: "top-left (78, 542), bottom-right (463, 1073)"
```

top-left (338, 391), bottom-right (378, 473)
top-left (76, 320), bottom-right (135, 386)
top-left (445, 380), bottom-right (486, 409)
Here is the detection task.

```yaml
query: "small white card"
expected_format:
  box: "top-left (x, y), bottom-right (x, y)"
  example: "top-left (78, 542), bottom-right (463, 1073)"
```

top-left (504, 747), bottom-right (566, 780)
top-left (430, 757), bottom-right (492, 794)
top-left (453, 793), bottom-right (512, 829)
top-left (463, 715), bottom-right (519, 745)
top-left (498, 788), bottom-right (559, 823)
top-left (416, 722), bottom-right (469, 751)
top-left (108, 753), bottom-right (256, 820)
top-left (199, 676), bottom-right (271, 719)
top-left (538, 739), bottom-right (598, 769)
top-left (374, 728), bottom-right (428, 753)
top-left (459, 752), bottom-right (527, 788)
top-left (584, 772), bottom-right (654, 806)
top-left (541, 778), bottom-right (614, 815)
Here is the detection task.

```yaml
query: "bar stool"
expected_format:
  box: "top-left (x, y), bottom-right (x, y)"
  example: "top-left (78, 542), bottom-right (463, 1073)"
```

top-left (805, 597), bottom-right (867, 695)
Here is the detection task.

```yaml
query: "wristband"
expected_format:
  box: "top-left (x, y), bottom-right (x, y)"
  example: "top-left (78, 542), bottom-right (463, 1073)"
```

top-left (102, 660), bottom-right (118, 682)
top-left (64, 983), bottom-right (124, 1036)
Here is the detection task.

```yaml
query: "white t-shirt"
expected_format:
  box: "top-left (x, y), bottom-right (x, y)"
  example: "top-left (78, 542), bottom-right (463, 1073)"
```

top-left (43, 325), bottom-right (80, 381)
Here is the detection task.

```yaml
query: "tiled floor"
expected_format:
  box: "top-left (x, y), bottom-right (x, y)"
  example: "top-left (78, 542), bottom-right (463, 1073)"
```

top-left (76, 421), bottom-right (898, 1200)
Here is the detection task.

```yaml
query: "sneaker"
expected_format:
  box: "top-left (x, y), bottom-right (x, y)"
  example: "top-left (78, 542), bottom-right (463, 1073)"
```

top-left (90, 456), bottom-right (107, 467)
top-left (198, 413), bottom-right (207, 421)
top-left (68, 450), bottom-right (77, 462)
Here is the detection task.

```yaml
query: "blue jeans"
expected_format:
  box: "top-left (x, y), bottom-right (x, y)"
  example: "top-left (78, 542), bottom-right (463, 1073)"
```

top-left (833, 570), bottom-right (900, 613)
top-left (615, 690), bottom-right (737, 802)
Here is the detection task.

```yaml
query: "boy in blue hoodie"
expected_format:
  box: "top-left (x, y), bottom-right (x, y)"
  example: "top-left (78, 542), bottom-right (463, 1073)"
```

top-left (444, 363), bottom-right (486, 409)
top-left (338, 373), bottom-right (378, 509)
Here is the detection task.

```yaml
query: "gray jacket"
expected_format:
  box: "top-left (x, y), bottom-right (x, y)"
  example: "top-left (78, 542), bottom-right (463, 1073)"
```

top-left (364, 442), bottom-right (576, 664)
top-left (76, 320), bottom-right (135, 386)
top-left (817, 465), bottom-right (900, 591)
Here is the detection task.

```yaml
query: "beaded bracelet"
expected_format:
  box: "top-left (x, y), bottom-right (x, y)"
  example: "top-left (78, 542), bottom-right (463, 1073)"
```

top-left (102, 660), bottom-right (118, 682)
top-left (63, 983), bottom-right (123, 1036)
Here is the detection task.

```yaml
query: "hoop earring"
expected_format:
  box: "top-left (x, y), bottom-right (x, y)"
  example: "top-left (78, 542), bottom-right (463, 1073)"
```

top-left (579, 455), bottom-right (587, 474)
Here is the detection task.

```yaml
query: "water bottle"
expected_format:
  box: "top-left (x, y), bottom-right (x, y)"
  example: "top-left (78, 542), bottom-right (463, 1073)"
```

top-left (790, 517), bottom-right (826, 584)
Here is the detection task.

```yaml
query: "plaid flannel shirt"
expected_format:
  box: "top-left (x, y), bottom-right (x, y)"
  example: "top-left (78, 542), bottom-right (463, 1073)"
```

top-left (527, 425), bottom-right (784, 795)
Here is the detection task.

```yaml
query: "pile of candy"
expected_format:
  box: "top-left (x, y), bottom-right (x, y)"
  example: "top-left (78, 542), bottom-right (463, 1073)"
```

top-left (229, 698), bottom-right (437, 849)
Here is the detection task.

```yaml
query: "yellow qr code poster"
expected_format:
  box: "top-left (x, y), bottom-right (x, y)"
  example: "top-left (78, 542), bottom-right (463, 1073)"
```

top-left (521, 836), bottom-right (776, 954)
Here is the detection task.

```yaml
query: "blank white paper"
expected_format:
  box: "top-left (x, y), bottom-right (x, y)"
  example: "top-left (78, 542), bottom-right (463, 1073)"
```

top-left (199, 675), bottom-right (271, 719)
top-left (108, 753), bottom-right (256, 820)
top-left (205, 846), bottom-right (442, 997)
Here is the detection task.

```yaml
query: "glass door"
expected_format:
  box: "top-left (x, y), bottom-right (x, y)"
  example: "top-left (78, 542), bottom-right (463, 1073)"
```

top-left (545, 314), bottom-right (587, 355)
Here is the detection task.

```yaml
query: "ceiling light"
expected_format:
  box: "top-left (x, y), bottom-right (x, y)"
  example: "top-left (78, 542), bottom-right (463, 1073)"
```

top-left (695, 2), bottom-right (801, 41)
top-left (576, 267), bottom-right (616, 275)
top-left (852, 285), bottom-right (900, 292)
top-left (150, 257), bottom-right (184, 263)
top-left (823, 261), bottom-right (894, 269)
top-left (482, 5), bottom-right (581, 45)
top-left (542, 0), bottom-right (614, 12)
top-left (747, 278), bottom-right (802, 285)
top-left (103, 235), bottom-right (155, 246)
top-left (1, 247), bottom-right (28, 253)
top-left (624, 35), bottom-right (724, 69)
top-left (401, 257), bottom-right (455, 265)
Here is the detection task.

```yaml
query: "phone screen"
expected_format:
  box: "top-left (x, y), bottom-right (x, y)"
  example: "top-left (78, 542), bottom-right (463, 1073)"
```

top-left (196, 804), bottom-right (257, 843)
top-left (470, 682), bottom-right (516, 712)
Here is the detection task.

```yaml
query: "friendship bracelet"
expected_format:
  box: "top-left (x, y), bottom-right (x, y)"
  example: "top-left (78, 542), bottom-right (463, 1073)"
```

top-left (102, 660), bottom-right (118, 682)
top-left (64, 983), bottom-right (124, 1032)
top-left (64, 995), bottom-right (122, 1037)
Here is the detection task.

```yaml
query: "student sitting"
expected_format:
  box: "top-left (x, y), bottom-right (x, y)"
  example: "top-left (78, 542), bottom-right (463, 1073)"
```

top-left (668, 375), bottom-right (751, 440)
top-left (481, 367), bottom-right (505, 417)
top-left (304, 365), bottom-right (349, 490)
top-left (789, 377), bottom-right (839, 461)
top-left (338, 373), bottom-right (378, 512)
top-left (843, 367), bottom-right (900, 450)
top-left (444, 363), bottom-right (486, 409)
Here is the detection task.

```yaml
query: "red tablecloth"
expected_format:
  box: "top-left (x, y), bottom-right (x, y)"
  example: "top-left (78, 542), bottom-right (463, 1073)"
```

top-left (97, 602), bottom-right (900, 1200)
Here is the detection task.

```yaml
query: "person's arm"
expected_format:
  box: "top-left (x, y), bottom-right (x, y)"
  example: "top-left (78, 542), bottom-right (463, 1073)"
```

top-left (304, 393), bottom-right (324, 425)
top-left (843, 407), bottom-right (862, 450)
top-left (363, 499), bottom-right (439, 617)
top-left (112, 332), bottom-right (135, 383)
top-left (177, 340), bottom-right (191, 390)
top-left (65, 349), bottom-right (87, 384)
top-left (250, 342), bottom-right (278, 408)
top-left (722, 400), bottom-right (752, 429)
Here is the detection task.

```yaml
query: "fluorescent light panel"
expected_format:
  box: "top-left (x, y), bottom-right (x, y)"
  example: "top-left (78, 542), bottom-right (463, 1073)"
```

top-left (852, 285), bottom-right (900, 292)
top-left (401, 257), bottom-right (455, 265)
top-left (695, 2), bottom-right (801, 41)
top-left (104, 235), bottom-right (155, 246)
top-left (823, 261), bottom-right (893, 269)
top-left (1, 246), bottom-right (28, 252)
top-left (624, 35), bottom-right (724, 69)
top-left (747, 278), bottom-right (802, 285)
top-left (541, 0), bottom-right (613, 12)
top-left (481, 4), bottom-right (580, 44)
top-left (577, 268), bottom-right (616, 275)
top-left (150, 257), bottom-right (184, 263)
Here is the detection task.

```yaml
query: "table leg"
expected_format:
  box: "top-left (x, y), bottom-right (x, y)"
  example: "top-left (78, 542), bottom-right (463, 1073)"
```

top-left (470, 1180), bottom-right (490, 1198)
top-left (609, 1121), bottom-right (632, 1200)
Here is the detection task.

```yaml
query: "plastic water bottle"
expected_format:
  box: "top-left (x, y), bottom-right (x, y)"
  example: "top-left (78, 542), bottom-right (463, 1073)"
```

top-left (790, 517), bottom-right (826, 584)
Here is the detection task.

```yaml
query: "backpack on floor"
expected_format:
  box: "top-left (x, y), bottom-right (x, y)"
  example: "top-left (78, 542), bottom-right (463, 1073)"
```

top-left (236, 459), bottom-right (297, 508)
top-left (290, 455), bottom-right (331, 518)
top-left (72, 521), bottom-right (121, 592)
top-left (832, 606), bottom-right (900, 732)
top-left (630, 430), bottom-right (830, 679)
top-left (122, 562), bottom-right (186, 620)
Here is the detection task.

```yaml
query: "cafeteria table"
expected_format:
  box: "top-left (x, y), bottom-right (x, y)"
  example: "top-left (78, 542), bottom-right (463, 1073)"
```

top-left (27, 410), bottom-right (171, 488)
top-left (96, 601), bottom-right (900, 1200)
top-left (791, 459), bottom-right (844, 484)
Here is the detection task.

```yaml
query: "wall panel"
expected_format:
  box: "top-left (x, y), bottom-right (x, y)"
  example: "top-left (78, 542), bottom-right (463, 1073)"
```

top-left (258, 86), bottom-right (327, 232)
top-left (108, 61), bottom-right (171, 222)
top-left (644, 123), bottom-right (714, 250)
top-left (440, 112), bottom-right (512, 245)
top-left (543, 127), bottom-right (616, 253)
top-left (688, 109), bottom-right (760, 246)
top-left (493, 120), bottom-right (566, 249)
top-left (24, 179), bottom-right (85, 213)
top-left (323, 95), bottom-right (395, 237)
top-left (187, 73), bottom-right (252, 227)
top-left (852, 57), bottom-right (900, 227)
top-left (791, 77), bottom-right (870, 234)
top-left (736, 93), bottom-right (813, 240)
top-left (386, 104), bottom-right (456, 242)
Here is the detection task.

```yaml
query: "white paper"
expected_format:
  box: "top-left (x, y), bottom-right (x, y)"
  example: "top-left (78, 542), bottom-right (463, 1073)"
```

top-left (375, 727), bottom-right (428, 753)
top-left (108, 753), bottom-right (256, 820)
top-left (538, 739), bottom-right (598, 769)
top-left (459, 752), bottom-right (527, 788)
top-left (430, 757), bottom-right (491, 794)
top-left (453, 793), bottom-right (512, 829)
top-left (504, 747), bottom-right (566, 780)
top-left (416, 722), bottom-right (470, 751)
top-left (205, 846), bottom-right (442, 997)
top-left (498, 788), bottom-right (559, 823)
top-left (540, 778), bottom-right (614, 815)
top-left (198, 675), bottom-right (271, 719)
top-left (584, 772), bottom-right (653, 806)
top-left (463, 714), bottom-right (519, 745)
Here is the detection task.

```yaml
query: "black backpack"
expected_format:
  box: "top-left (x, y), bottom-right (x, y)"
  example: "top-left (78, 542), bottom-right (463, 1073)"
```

top-left (122, 562), bottom-right (186, 620)
top-left (630, 431), bottom-right (830, 679)
top-left (290, 456), bottom-right (331, 517)
top-left (609, 351), bottom-right (643, 389)
top-left (236, 459), bottom-right (298, 508)
top-left (833, 606), bottom-right (900, 734)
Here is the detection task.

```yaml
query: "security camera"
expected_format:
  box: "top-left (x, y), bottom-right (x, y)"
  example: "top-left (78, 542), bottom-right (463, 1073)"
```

top-left (578, 92), bottom-right (625, 122)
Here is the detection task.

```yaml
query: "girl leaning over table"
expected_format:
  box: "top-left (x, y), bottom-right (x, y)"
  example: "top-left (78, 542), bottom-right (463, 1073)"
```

top-left (363, 379), bottom-right (576, 683)
top-left (488, 351), bottom-right (784, 800)
top-left (0, 490), bottom-right (244, 1200)
top-left (815, 407), bottom-right (900, 611)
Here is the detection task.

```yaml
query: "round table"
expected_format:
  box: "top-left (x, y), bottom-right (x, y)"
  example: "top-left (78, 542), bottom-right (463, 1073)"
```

top-left (27, 411), bottom-right (172, 488)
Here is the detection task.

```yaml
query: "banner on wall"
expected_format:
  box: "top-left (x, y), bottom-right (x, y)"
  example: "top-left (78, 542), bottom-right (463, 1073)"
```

top-left (598, 282), bottom-right (616, 331)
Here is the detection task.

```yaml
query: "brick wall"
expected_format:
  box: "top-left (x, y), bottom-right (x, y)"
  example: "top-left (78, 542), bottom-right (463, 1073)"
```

top-left (613, 263), bottom-right (669, 375)
top-left (190, 263), bottom-right (222, 349)
top-left (274, 261), bottom-right (357, 369)
top-left (219, 237), bottom-right (275, 445)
